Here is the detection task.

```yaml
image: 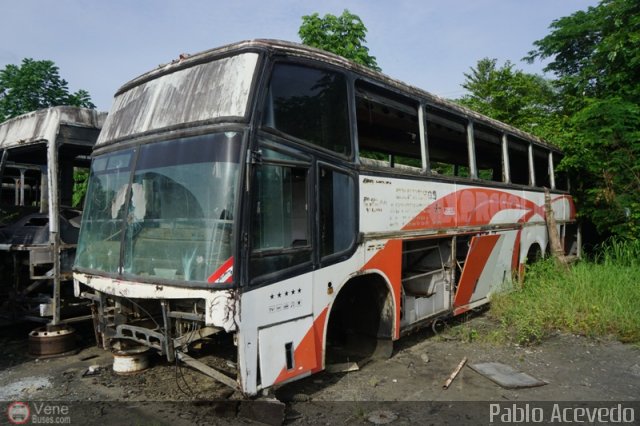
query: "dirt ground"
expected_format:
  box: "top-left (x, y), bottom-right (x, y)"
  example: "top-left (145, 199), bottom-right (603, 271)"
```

top-left (1, 314), bottom-right (639, 425)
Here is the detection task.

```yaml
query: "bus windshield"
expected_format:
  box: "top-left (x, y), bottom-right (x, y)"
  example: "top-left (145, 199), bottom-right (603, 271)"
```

top-left (75, 131), bottom-right (242, 284)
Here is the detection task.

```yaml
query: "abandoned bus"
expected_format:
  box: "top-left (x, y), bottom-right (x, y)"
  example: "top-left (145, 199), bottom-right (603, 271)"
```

top-left (0, 106), bottom-right (105, 332)
top-left (73, 40), bottom-right (578, 395)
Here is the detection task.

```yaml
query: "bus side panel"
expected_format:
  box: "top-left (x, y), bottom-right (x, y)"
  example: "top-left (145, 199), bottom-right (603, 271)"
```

top-left (258, 315), bottom-right (317, 387)
top-left (453, 231), bottom-right (516, 315)
top-left (360, 175), bottom-right (567, 236)
top-left (238, 272), bottom-right (314, 394)
top-left (360, 176), bottom-right (456, 233)
top-left (453, 234), bottom-right (501, 308)
top-left (360, 239), bottom-right (402, 339)
top-left (240, 246), bottom-right (369, 393)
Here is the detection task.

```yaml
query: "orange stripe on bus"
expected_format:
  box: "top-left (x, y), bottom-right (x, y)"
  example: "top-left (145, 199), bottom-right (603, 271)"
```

top-left (453, 234), bottom-right (500, 308)
top-left (274, 308), bottom-right (328, 385)
top-left (403, 188), bottom-right (546, 231)
top-left (361, 239), bottom-right (402, 339)
top-left (207, 256), bottom-right (234, 284)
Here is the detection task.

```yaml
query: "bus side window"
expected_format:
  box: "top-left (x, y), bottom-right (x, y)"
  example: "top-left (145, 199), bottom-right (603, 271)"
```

top-left (474, 125), bottom-right (504, 182)
top-left (533, 146), bottom-right (551, 188)
top-left (554, 152), bottom-right (568, 191)
top-left (355, 81), bottom-right (421, 171)
top-left (425, 108), bottom-right (470, 177)
top-left (262, 63), bottom-right (351, 157)
top-left (250, 164), bottom-right (312, 280)
top-left (319, 166), bottom-right (356, 259)
top-left (508, 138), bottom-right (530, 185)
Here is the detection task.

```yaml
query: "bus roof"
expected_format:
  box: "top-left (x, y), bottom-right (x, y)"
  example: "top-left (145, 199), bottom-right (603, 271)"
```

top-left (0, 106), bottom-right (106, 150)
top-left (113, 39), bottom-right (561, 152)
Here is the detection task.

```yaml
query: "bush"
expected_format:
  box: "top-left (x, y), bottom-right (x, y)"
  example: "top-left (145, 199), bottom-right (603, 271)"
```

top-left (490, 239), bottom-right (640, 345)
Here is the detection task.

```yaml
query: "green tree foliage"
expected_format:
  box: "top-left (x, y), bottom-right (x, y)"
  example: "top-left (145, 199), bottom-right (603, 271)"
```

top-left (460, 0), bottom-right (639, 240)
top-left (0, 58), bottom-right (95, 121)
top-left (459, 58), bottom-right (559, 140)
top-left (525, 0), bottom-right (640, 110)
top-left (563, 98), bottom-right (640, 238)
top-left (299, 10), bottom-right (381, 71)
top-left (525, 0), bottom-right (640, 239)
top-left (72, 168), bottom-right (90, 208)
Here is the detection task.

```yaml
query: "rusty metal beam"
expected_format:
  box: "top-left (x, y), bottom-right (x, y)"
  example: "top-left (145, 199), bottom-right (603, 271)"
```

top-left (176, 351), bottom-right (239, 391)
top-left (172, 326), bottom-right (221, 349)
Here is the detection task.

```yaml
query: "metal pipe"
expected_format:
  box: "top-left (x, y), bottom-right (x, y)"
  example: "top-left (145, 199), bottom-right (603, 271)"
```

top-left (39, 167), bottom-right (48, 214)
top-left (502, 134), bottom-right (511, 183)
top-left (443, 357), bottom-right (468, 389)
top-left (549, 151), bottom-right (556, 189)
top-left (13, 178), bottom-right (19, 206)
top-left (0, 149), bottom-right (7, 201)
top-left (528, 143), bottom-right (535, 187)
top-left (418, 104), bottom-right (429, 173)
top-left (19, 168), bottom-right (25, 206)
top-left (47, 137), bottom-right (61, 325)
top-left (161, 300), bottom-right (175, 362)
top-left (467, 121), bottom-right (477, 179)
top-left (176, 352), bottom-right (239, 390)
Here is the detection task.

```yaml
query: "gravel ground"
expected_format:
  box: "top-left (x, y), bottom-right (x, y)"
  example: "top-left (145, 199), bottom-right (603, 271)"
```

top-left (1, 315), bottom-right (639, 425)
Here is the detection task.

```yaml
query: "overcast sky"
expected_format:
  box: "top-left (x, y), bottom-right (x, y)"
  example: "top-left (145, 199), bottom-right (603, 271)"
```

top-left (1, 0), bottom-right (599, 112)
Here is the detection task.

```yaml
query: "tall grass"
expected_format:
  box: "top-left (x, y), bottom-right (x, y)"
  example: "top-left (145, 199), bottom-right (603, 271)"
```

top-left (490, 239), bottom-right (640, 345)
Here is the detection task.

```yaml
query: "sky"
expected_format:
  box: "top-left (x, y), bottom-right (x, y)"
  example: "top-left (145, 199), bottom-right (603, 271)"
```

top-left (1, 0), bottom-right (600, 112)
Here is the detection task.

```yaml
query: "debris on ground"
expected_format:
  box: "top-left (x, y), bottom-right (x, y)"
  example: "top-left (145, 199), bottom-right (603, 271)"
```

top-left (82, 365), bottom-right (102, 377)
top-left (443, 357), bottom-right (467, 389)
top-left (468, 362), bottom-right (547, 389)
top-left (367, 410), bottom-right (398, 424)
top-left (326, 361), bottom-right (360, 373)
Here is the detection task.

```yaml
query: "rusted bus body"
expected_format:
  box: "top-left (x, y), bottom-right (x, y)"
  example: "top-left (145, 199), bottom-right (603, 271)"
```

top-left (0, 106), bottom-right (106, 323)
top-left (73, 40), bottom-right (578, 395)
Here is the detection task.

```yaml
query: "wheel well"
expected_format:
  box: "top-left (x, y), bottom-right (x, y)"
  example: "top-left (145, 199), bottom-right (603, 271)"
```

top-left (325, 274), bottom-right (394, 363)
top-left (526, 243), bottom-right (544, 263)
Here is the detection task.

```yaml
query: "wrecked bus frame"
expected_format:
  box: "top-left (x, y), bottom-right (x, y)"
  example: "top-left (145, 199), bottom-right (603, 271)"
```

top-left (0, 106), bottom-right (106, 334)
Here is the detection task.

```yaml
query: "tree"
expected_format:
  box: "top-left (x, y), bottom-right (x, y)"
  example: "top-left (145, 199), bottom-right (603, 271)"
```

top-left (526, 0), bottom-right (640, 240)
top-left (0, 58), bottom-right (95, 121)
top-left (564, 97), bottom-right (640, 238)
top-left (525, 0), bottom-right (640, 110)
top-left (299, 10), bottom-right (381, 71)
top-left (458, 58), bottom-right (559, 140)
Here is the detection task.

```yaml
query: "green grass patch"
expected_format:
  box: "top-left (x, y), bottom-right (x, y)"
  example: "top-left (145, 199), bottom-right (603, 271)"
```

top-left (489, 239), bottom-right (640, 345)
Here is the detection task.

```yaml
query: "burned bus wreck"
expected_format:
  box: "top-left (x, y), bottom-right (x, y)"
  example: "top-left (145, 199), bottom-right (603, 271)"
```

top-left (0, 106), bottom-right (105, 354)
top-left (75, 40), bottom-right (577, 395)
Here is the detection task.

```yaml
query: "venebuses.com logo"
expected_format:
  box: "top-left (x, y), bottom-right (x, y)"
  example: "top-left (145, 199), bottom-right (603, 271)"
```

top-left (7, 402), bottom-right (30, 424)
top-left (6, 401), bottom-right (71, 424)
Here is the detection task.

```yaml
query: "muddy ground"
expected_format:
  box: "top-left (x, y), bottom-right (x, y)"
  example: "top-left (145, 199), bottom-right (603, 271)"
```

top-left (1, 314), bottom-right (639, 425)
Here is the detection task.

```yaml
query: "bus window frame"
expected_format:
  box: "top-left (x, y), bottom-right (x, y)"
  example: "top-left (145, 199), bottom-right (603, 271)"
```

top-left (532, 144), bottom-right (552, 189)
top-left (506, 135), bottom-right (531, 187)
top-left (257, 57), bottom-right (355, 162)
top-left (246, 136), bottom-right (315, 286)
top-left (316, 160), bottom-right (359, 268)
top-left (354, 78), bottom-right (424, 173)
top-left (423, 104), bottom-right (473, 180)
top-left (472, 123), bottom-right (504, 184)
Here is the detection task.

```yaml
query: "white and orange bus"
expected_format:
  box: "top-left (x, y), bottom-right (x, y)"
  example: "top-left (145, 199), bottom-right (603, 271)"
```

top-left (73, 40), bottom-right (578, 395)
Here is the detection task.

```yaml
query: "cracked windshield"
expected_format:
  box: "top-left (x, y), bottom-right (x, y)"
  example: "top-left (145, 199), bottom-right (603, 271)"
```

top-left (75, 132), bottom-right (241, 284)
